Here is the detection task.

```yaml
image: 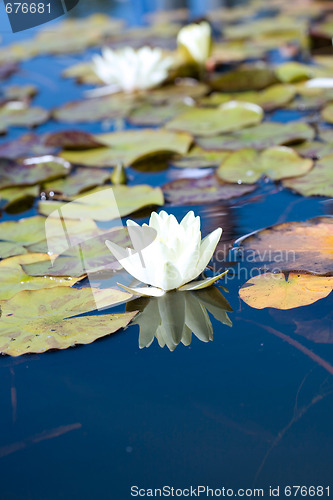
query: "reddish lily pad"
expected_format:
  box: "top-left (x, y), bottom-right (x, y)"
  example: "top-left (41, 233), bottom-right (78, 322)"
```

top-left (44, 130), bottom-right (103, 150)
top-left (0, 133), bottom-right (56, 159)
top-left (163, 175), bottom-right (256, 204)
top-left (0, 156), bottom-right (70, 189)
top-left (237, 217), bottom-right (333, 275)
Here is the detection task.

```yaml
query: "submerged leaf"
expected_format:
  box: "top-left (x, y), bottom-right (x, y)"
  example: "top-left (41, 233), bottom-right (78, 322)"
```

top-left (217, 146), bottom-right (313, 183)
top-left (0, 287), bottom-right (135, 356)
top-left (240, 272), bottom-right (333, 310)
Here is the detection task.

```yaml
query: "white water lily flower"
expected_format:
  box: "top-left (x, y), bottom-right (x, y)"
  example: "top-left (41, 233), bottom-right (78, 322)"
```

top-left (305, 78), bottom-right (333, 89)
top-left (105, 210), bottom-right (226, 297)
top-left (91, 46), bottom-right (174, 94)
top-left (177, 21), bottom-right (212, 66)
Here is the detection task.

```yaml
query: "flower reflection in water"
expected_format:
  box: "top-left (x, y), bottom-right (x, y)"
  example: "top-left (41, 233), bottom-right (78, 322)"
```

top-left (126, 286), bottom-right (232, 351)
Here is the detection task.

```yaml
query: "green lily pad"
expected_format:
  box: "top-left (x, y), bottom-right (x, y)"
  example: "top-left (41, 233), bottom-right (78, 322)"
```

top-left (199, 84), bottom-right (296, 112)
top-left (294, 141), bottom-right (333, 159)
top-left (0, 156), bottom-right (70, 189)
top-left (0, 264), bottom-right (80, 301)
top-left (171, 147), bottom-right (230, 168)
top-left (61, 129), bottom-right (193, 167)
top-left (197, 122), bottom-right (315, 151)
top-left (0, 215), bottom-right (99, 251)
top-left (275, 62), bottom-right (314, 83)
top-left (237, 217), bottom-right (333, 275)
top-left (0, 104), bottom-right (49, 134)
top-left (2, 84), bottom-right (37, 101)
top-left (147, 81), bottom-right (209, 104)
top-left (0, 286), bottom-right (135, 356)
top-left (23, 227), bottom-right (131, 277)
top-left (165, 101), bottom-right (263, 136)
top-left (163, 175), bottom-right (256, 204)
top-left (38, 185), bottom-right (164, 221)
top-left (129, 102), bottom-right (190, 126)
top-left (283, 154), bottom-right (333, 197)
top-left (210, 66), bottom-right (277, 92)
top-left (53, 94), bottom-right (134, 123)
top-left (43, 168), bottom-right (110, 197)
top-left (321, 103), bottom-right (333, 124)
top-left (62, 61), bottom-right (103, 85)
top-left (0, 242), bottom-right (27, 259)
top-left (217, 146), bottom-right (313, 183)
top-left (0, 185), bottom-right (39, 210)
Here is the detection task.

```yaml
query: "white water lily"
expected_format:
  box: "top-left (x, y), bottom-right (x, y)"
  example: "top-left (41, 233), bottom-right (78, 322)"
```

top-left (177, 21), bottom-right (212, 66)
top-left (126, 288), bottom-right (232, 351)
top-left (305, 78), bottom-right (333, 89)
top-left (91, 46), bottom-right (174, 94)
top-left (105, 210), bottom-right (226, 296)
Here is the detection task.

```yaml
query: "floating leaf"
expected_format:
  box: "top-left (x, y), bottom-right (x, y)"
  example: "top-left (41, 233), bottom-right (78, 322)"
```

top-left (0, 242), bottom-right (27, 260)
top-left (163, 175), bottom-right (256, 204)
top-left (0, 104), bottom-right (49, 134)
top-left (0, 133), bottom-right (56, 159)
top-left (62, 61), bottom-right (102, 85)
top-left (210, 66), bottom-right (277, 92)
top-left (294, 141), bottom-right (333, 159)
top-left (0, 156), bottom-right (70, 189)
top-left (0, 185), bottom-right (39, 211)
top-left (217, 146), bottom-right (313, 184)
top-left (321, 103), bottom-right (333, 124)
top-left (283, 154), bottom-right (333, 197)
top-left (237, 217), bottom-right (333, 275)
top-left (171, 147), bottom-right (230, 168)
top-left (275, 62), bottom-right (314, 83)
top-left (43, 168), bottom-right (109, 197)
top-left (128, 102), bottom-right (190, 126)
top-left (44, 130), bottom-right (103, 150)
top-left (147, 81), bottom-right (209, 104)
top-left (53, 95), bottom-right (134, 123)
top-left (240, 272), bottom-right (333, 310)
top-left (61, 129), bottom-right (192, 167)
top-left (2, 84), bottom-right (37, 101)
top-left (0, 287), bottom-right (135, 356)
top-left (0, 264), bottom-right (80, 301)
top-left (38, 185), bottom-right (164, 221)
top-left (165, 101), bottom-right (263, 136)
top-left (197, 122), bottom-right (315, 151)
top-left (23, 228), bottom-right (130, 277)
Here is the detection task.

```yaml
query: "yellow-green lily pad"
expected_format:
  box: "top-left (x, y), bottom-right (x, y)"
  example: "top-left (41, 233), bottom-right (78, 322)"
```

top-left (283, 154), bottom-right (333, 197)
top-left (197, 122), bottom-right (315, 151)
top-left (171, 147), bottom-right (230, 168)
top-left (38, 185), bottom-right (164, 221)
top-left (0, 104), bottom-right (49, 134)
top-left (129, 102), bottom-right (190, 126)
top-left (217, 146), bottom-right (313, 183)
top-left (0, 242), bottom-right (27, 260)
top-left (275, 62), bottom-right (314, 83)
top-left (0, 286), bottom-right (135, 356)
top-left (165, 101), bottom-right (263, 136)
top-left (0, 185), bottom-right (39, 210)
top-left (321, 103), bottom-right (333, 124)
top-left (61, 129), bottom-right (192, 167)
top-left (240, 272), bottom-right (333, 310)
top-left (210, 66), bottom-right (277, 92)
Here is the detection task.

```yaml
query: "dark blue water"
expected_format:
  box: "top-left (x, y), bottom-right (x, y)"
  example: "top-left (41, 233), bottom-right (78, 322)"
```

top-left (0, 2), bottom-right (333, 499)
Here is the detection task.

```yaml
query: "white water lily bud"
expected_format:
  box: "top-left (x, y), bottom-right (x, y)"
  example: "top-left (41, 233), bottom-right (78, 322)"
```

top-left (177, 21), bottom-right (212, 66)
top-left (106, 210), bottom-right (226, 296)
top-left (92, 46), bottom-right (174, 94)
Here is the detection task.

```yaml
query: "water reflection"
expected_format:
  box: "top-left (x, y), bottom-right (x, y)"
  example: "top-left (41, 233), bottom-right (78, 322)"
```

top-left (126, 286), bottom-right (232, 350)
